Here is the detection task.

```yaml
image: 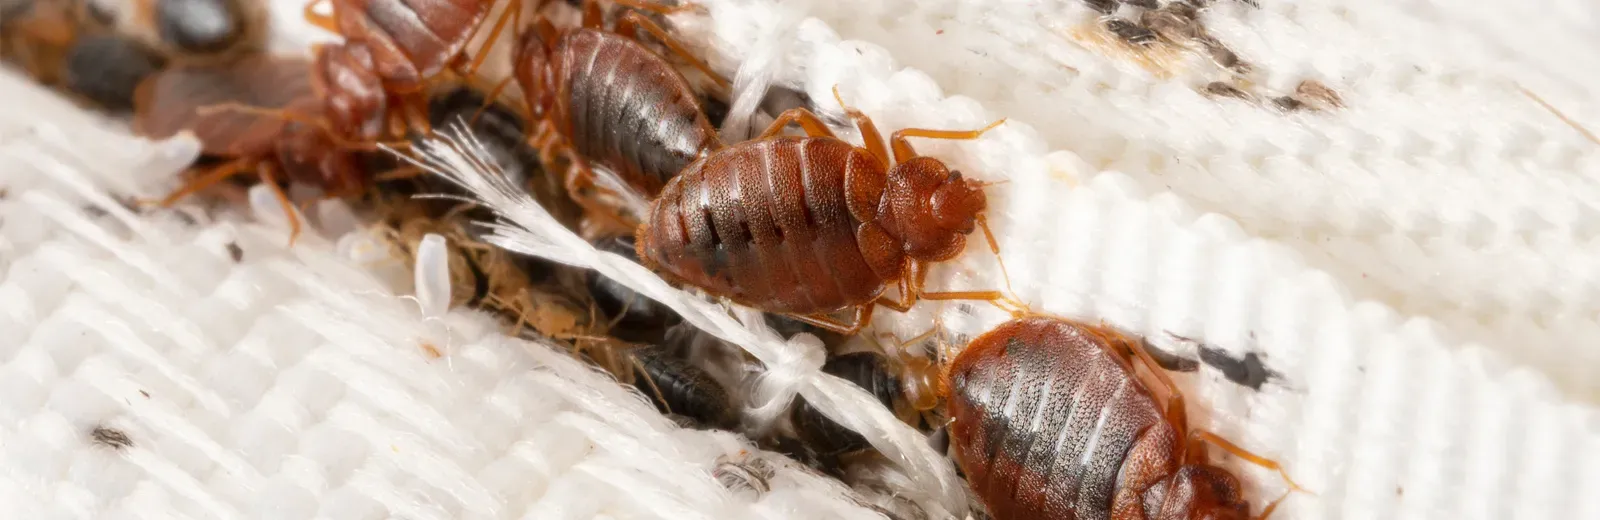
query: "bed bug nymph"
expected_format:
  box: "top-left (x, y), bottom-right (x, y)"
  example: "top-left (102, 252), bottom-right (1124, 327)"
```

top-left (635, 86), bottom-right (1016, 335)
top-left (497, 0), bottom-right (727, 234)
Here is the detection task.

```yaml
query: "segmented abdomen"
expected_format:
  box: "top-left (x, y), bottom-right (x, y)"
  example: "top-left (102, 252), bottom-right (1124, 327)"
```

top-left (559, 29), bottom-right (720, 196)
top-left (946, 317), bottom-right (1167, 520)
top-left (342, 0), bottom-right (487, 87)
top-left (637, 137), bottom-right (886, 315)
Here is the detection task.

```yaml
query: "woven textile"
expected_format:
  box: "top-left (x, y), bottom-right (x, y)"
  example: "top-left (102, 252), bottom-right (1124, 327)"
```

top-left (3, 0), bottom-right (1599, 518)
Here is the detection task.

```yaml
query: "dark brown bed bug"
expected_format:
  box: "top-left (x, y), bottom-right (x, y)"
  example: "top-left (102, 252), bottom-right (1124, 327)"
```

top-left (623, 344), bottom-right (736, 429)
top-left (944, 316), bottom-right (1304, 520)
top-left (61, 33), bottom-right (167, 111)
top-left (635, 87), bottom-right (1012, 335)
top-left (0, 0), bottom-right (104, 86)
top-left (502, 0), bottom-right (727, 233)
top-left (791, 351), bottom-right (915, 458)
top-left (417, 86), bottom-right (585, 232)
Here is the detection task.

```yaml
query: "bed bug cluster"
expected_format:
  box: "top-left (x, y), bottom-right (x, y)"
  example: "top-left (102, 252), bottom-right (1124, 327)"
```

top-left (3, 1), bottom-right (1306, 518)
top-left (1072, 0), bottom-right (1345, 114)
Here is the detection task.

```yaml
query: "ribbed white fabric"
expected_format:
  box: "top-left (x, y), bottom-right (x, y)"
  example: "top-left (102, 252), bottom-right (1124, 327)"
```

top-left (5, 0), bottom-right (1600, 518)
top-left (0, 68), bottom-right (892, 519)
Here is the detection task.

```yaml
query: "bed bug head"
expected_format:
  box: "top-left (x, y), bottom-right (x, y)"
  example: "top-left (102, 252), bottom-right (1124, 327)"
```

top-left (1142, 465), bottom-right (1252, 520)
top-left (886, 157), bottom-right (988, 261)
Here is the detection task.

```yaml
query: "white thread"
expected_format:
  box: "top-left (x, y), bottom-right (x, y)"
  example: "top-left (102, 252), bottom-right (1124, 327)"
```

top-left (403, 125), bottom-right (970, 516)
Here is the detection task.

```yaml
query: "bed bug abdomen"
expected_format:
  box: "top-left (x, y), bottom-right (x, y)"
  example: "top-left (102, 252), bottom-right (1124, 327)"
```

top-left (558, 28), bottom-right (719, 195)
top-left (637, 137), bottom-right (895, 315)
top-left (946, 317), bottom-right (1170, 520)
top-left (334, 0), bottom-right (489, 89)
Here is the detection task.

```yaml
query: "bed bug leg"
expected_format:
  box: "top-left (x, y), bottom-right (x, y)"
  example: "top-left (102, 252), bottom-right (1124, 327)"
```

top-left (755, 108), bottom-right (837, 139)
top-left (615, 10), bottom-right (729, 90)
top-left (888, 118), bottom-right (1007, 164)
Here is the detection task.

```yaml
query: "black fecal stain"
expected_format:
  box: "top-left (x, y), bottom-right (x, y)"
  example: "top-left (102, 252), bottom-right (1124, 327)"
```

top-left (1197, 345), bottom-right (1279, 390)
top-left (1162, 331), bottom-right (1281, 390)
top-left (225, 242), bottom-right (243, 262)
top-left (90, 426), bottom-right (133, 450)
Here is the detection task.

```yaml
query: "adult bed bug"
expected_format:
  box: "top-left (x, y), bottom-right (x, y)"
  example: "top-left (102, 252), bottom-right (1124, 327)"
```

top-left (944, 315), bottom-right (1304, 520)
top-left (635, 87), bottom-right (1013, 334)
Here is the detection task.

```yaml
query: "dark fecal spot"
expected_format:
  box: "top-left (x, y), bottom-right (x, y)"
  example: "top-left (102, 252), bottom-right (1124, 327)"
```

top-left (90, 426), bottom-right (133, 450)
top-left (225, 242), bottom-right (243, 262)
top-left (1197, 345), bottom-right (1279, 390)
top-left (1272, 96), bottom-right (1306, 113)
top-left (1103, 19), bottom-right (1158, 46)
top-left (1084, 0), bottom-right (1117, 14)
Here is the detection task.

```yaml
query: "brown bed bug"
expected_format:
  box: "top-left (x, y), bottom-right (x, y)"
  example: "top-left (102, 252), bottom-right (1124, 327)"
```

top-left (499, 0), bottom-right (727, 233)
top-left (1, 0), bottom-right (107, 87)
top-left (195, 0), bottom-right (516, 148)
top-left (61, 33), bottom-right (167, 111)
top-left (622, 343), bottom-right (737, 429)
top-left (634, 86), bottom-right (1013, 335)
top-left (132, 55), bottom-right (366, 242)
top-left (944, 316), bottom-right (1305, 520)
top-left (299, 0), bottom-right (523, 130)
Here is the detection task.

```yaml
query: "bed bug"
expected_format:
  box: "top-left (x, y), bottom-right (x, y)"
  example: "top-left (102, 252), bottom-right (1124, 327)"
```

top-left (943, 316), bottom-right (1304, 520)
top-left (61, 33), bottom-right (167, 111)
top-left (0, 0), bottom-right (104, 86)
top-left (623, 344), bottom-right (736, 429)
top-left (132, 55), bottom-right (366, 242)
top-left (635, 86), bottom-right (1013, 335)
top-left (299, 0), bottom-right (525, 135)
top-left (421, 86), bottom-right (585, 231)
top-left (500, 0), bottom-right (727, 232)
top-left (131, 0), bottom-right (262, 59)
top-left (790, 351), bottom-right (917, 458)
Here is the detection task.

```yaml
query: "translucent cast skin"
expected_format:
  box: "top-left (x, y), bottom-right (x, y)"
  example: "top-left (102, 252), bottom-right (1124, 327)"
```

top-left (634, 90), bottom-right (1003, 334)
top-left (946, 317), bottom-right (1256, 520)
